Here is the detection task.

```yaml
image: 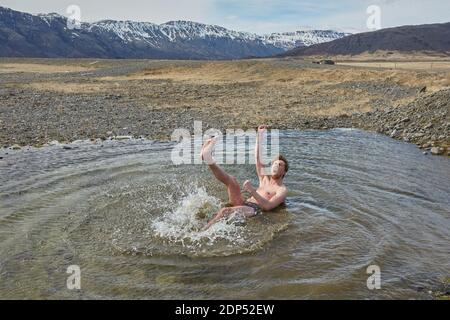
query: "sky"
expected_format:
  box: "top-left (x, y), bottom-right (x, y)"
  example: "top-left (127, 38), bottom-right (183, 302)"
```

top-left (0, 0), bottom-right (449, 34)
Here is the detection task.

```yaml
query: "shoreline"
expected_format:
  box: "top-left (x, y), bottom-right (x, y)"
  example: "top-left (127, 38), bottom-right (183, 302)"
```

top-left (0, 59), bottom-right (448, 157)
top-left (2, 118), bottom-right (448, 157)
top-left (1, 93), bottom-right (449, 157)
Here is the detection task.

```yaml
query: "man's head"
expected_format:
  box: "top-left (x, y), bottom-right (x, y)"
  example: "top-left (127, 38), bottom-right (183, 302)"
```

top-left (271, 155), bottom-right (288, 179)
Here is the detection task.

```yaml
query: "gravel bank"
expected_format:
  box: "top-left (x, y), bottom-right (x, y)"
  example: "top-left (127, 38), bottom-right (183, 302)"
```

top-left (0, 59), bottom-right (448, 156)
top-left (292, 89), bottom-right (450, 156)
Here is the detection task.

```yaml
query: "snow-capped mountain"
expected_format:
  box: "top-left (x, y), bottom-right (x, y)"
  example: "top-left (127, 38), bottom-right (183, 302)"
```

top-left (87, 20), bottom-right (262, 45)
top-left (90, 19), bottom-right (348, 50)
top-left (261, 30), bottom-right (351, 50)
top-left (0, 6), bottom-right (351, 59)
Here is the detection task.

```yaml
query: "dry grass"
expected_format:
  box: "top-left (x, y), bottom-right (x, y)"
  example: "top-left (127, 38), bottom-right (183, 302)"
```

top-left (337, 61), bottom-right (450, 71)
top-left (5, 58), bottom-right (450, 120)
top-left (318, 50), bottom-right (450, 61)
top-left (0, 63), bottom-right (95, 74)
top-left (102, 60), bottom-right (450, 92)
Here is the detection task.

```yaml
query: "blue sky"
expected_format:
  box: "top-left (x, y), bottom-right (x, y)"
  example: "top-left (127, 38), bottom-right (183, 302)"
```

top-left (0, 0), bottom-right (449, 34)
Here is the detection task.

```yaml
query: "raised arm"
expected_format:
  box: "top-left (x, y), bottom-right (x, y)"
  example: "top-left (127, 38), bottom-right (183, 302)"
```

top-left (255, 125), bottom-right (267, 179)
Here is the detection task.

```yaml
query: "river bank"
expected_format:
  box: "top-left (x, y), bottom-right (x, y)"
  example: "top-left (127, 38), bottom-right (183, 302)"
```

top-left (0, 58), bottom-right (448, 155)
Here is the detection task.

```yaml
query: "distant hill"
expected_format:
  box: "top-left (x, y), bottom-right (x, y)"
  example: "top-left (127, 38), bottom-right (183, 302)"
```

top-left (279, 22), bottom-right (450, 57)
top-left (0, 6), bottom-right (349, 60)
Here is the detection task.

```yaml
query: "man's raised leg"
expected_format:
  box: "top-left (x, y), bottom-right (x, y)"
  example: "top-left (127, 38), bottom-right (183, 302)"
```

top-left (201, 138), bottom-right (244, 206)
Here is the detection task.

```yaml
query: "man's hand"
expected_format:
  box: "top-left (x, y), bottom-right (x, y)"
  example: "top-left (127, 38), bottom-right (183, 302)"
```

top-left (243, 180), bottom-right (255, 193)
top-left (257, 125), bottom-right (268, 134)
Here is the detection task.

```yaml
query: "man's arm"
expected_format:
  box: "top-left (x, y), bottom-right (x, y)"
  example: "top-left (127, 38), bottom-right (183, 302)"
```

top-left (243, 181), bottom-right (287, 211)
top-left (255, 125), bottom-right (267, 180)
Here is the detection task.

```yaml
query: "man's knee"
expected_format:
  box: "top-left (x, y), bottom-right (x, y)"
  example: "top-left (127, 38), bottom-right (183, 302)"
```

top-left (227, 176), bottom-right (239, 188)
top-left (219, 207), bottom-right (232, 217)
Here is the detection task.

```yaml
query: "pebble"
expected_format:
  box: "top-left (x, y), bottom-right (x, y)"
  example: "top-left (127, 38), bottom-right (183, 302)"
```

top-left (115, 135), bottom-right (133, 140)
top-left (431, 147), bottom-right (444, 155)
top-left (390, 129), bottom-right (399, 138)
top-left (49, 140), bottom-right (60, 146)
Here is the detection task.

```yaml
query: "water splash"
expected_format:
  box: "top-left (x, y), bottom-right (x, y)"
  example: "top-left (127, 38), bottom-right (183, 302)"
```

top-left (150, 185), bottom-right (248, 248)
top-left (97, 178), bottom-right (267, 258)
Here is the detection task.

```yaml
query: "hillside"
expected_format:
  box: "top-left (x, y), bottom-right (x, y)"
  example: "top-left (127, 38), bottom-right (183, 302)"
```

top-left (279, 22), bottom-right (450, 57)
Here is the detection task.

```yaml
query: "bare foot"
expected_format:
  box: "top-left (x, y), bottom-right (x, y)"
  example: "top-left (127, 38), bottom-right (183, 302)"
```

top-left (200, 137), bottom-right (217, 165)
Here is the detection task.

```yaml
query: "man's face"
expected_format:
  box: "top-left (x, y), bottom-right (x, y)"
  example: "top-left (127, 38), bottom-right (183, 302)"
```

top-left (271, 160), bottom-right (286, 178)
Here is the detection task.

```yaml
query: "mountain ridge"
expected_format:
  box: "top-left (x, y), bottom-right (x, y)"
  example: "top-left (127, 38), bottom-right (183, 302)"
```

top-left (278, 22), bottom-right (450, 57)
top-left (0, 6), bottom-right (349, 59)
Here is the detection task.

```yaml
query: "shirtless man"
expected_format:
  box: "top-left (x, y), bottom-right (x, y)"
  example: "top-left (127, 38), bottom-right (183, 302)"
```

top-left (201, 125), bottom-right (288, 230)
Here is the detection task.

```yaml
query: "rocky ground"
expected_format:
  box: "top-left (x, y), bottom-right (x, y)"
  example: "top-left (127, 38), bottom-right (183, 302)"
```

top-left (0, 58), bottom-right (449, 156)
top-left (355, 89), bottom-right (449, 155)
top-left (292, 89), bottom-right (450, 156)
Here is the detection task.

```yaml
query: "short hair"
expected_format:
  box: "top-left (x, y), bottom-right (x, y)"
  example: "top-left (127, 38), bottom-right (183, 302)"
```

top-left (274, 154), bottom-right (289, 176)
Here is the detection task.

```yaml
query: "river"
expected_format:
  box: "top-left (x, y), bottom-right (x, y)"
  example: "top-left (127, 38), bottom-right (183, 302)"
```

top-left (0, 129), bottom-right (449, 299)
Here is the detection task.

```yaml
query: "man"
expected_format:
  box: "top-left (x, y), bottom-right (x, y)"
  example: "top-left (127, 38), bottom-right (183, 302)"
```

top-left (201, 125), bottom-right (288, 230)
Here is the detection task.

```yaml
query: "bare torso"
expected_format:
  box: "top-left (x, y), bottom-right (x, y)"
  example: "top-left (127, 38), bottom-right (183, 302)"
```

top-left (247, 176), bottom-right (286, 207)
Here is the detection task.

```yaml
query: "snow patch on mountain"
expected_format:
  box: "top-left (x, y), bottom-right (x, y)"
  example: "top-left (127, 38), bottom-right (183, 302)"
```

top-left (88, 20), bottom-right (261, 44)
top-left (37, 12), bottom-right (65, 27)
top-left (261, 30), bottom-right (352, 50)
top-left (85, 19), bottom-right (349, 50)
